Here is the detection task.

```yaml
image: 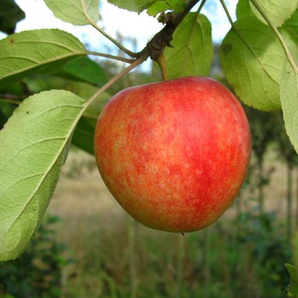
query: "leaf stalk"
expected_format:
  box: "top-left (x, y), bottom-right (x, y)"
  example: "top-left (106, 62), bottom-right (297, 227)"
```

top-left (219, 0), bottom-right (234, 26)
top-left (81, 0), bottom-right (138, 58)
top-left (84, 55), bottom-right (147, 110)
top-left (250, 0), bottom-right (297, 73)
top-left (87, 51), bottom-right (136, 63)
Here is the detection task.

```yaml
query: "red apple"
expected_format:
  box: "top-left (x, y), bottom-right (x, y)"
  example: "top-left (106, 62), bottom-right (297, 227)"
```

top-left (94, 76), bottom-right (251, 233)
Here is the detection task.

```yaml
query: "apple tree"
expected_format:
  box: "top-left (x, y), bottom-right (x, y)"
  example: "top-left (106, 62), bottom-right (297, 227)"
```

top-left (0, 0), bottom-right (297, 273)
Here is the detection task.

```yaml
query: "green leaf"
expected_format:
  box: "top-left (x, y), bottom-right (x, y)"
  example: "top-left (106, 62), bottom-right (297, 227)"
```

top-left (107, 0), bottom-right (156, 14)
top-left (21, 74), bottom-right (109, 154)
top-left (72, 117), bottom-right (96, 155)
top-left (277, 10), bottom-right (298, 81)
top-left (250, 0), bottom-right (298, 28)
top-left (236, 0), bottom-right (254, 20)
top-left (285, 263), bottom-right (298, 296)
top-left (58, 56), bottom-right (107, 86)
top-left (72, 92), bottom-right (109, 154)
top-left (286, 264), bottom-right (298, 282)
top-left (220, 17), bottom-right (287, 111)
top-left (280, 61), bottom-right (298, 154)
top-left (0, 0), bottom-right (25, 34)
top-left (10, 73), bottom-right (108, 155)
top-left (44, 0), bottom-right (99, 25)
top-left (283, 9), bottom-right (298, 43)
top-left (0, 102), bottom-right (17, 129)
top-left (291, 286), bottom-right (298, 297)
top-left (294, 230), bottom-right (298, 268)
top-left (0, 90), bottom-right (86, 261)
top-left (280, 28), bottom-right (298, 65)
top-left (164, 13), bottom-right (213, 79)
top-left (147, 0), bottom-right (185, 16)
top-left (0, 29), bottom-right (87, 90)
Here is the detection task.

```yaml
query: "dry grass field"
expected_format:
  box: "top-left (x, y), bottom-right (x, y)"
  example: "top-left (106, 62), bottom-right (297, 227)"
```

top-left (49, 148), bottom-right (296, 231)
top-left (45, 148), bottom-right (297, 297)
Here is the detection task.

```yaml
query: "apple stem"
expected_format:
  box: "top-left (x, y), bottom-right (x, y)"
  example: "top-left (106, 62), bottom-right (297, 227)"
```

top-left (156, 53), bottom-right (169, 81)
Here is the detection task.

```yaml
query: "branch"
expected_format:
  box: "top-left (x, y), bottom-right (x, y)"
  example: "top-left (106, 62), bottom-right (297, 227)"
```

top-left (139, 0), bottom-right (201, 62)
top-left (86, 0), bottom-right (201, 95)
top-left (83, 0), bottom-right (202, 108)
top-left (88, 0), bottom-right (201, 71)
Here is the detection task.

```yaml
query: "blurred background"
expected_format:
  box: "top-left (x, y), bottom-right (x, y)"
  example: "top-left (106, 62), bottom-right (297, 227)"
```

top-left (0, 0), bottom-right (297, 297)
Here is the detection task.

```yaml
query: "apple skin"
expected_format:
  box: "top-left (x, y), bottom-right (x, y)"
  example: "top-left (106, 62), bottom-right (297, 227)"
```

top-left (94, 76), bottom-right (251, 233)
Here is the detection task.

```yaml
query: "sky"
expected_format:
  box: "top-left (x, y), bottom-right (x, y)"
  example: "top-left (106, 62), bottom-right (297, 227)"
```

top-left (4, 0), bottom-right (237, 68)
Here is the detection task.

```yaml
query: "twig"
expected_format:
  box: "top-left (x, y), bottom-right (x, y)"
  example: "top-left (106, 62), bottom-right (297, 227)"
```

top-left (84, 0), bottom-right (202, 107)
top-left (81, 0), bottom-right (138, 58)
top-left (140, 0), bottom-right (201, 62)
top-left (197, 0), bottom-right (208, 14)
top-left (0, 97), bottom-right (21, 105)
top-left (90, 22), bottom-right (138, 58)
top-left (87, 51), bottom-right (136, 63)
top-left (219, 0), bottom-right (234, 26)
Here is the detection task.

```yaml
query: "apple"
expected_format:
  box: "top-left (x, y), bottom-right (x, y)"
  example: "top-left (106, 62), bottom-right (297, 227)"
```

top-left (94, 76), bottom-right (251, 233)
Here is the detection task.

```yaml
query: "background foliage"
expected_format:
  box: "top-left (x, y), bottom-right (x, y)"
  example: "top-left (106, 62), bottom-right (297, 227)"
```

top-left (0, 0), bottom-right (298, 297)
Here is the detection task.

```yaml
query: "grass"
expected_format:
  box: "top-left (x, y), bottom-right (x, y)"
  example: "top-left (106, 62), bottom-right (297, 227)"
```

top-left (46, 148), bottom-right (296, 297)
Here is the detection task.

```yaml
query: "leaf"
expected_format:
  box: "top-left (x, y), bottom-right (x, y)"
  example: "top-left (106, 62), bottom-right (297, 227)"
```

top-left (44, 0), bottom-right (99, 25)
top-left (291, 286), bottom-right (298, 297)
top-left (250, 0), bottom-right (298, 28)
top-left (107, 0), bottom-right (156, 14)
top-left (280, 9), bottom-right (298, 64)
top-left (0, 90), bottom-right (86, 261)
top-left (0, 29), bottom-right (87, 90)
top-left (286, 264), bottom-right (298, 282)
top-left (72, 92), bottom-right (110, 154)
top-left (0, 102), bottom-right (17, 129)
top-left (280, 28), bottom-right (298, 65)
top-left (147, 0), bottom-right (185, 16)
top-left (220, 17), bottom-right (287, 111)
top-left (72, 117), bottom-right (96, 155)
top-left (280, 61), bottom-right (298, 154)
top-left (285, 263), bottom-right (298, 296)
top-left (294, 230), bottom-right (298, 268)
top-left (164, 13), bottom-right (213, 79)
top-left (283, 9), bottom-right (298, 43)
top-left (0, 0), bottom-right (25, 34)
top-left (22, 75), bottom-right (109, 155)
top-left (57, 56), bottom-right (107, 86)
top-left (236, 0), bottom-right (254, 20)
